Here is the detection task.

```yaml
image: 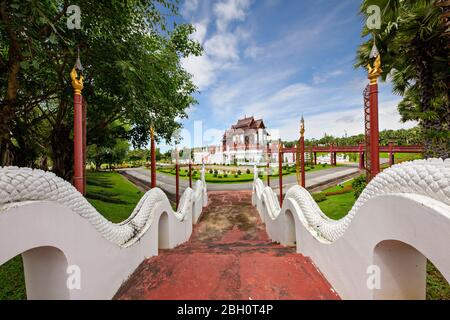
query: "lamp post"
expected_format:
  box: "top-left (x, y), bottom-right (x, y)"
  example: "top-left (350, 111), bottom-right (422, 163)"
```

top-left (278, 139), bottom-right (283, 205)
top-left (150, 126), bottom-right (156, 188)
top-left (299, 116), bottom-right (306, 187)
top-left (366, 49), bottom-right (382, 180)
top-left (70, 52), bottom-right (84, 194)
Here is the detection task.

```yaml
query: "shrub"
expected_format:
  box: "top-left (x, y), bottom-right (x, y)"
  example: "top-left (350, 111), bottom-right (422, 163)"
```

top-left (312, 193), bottom-right (327, 203)
top-left (322, 164), bottom-right (326, 167)
top-left (310, 166), bottom-right (315, 169)
top-left (352, 175), bottom-right (367, 199)
top-left (213, 173), bottom-right (218, 177)
top-left (214, 169), bottom-right (218, 175)
top-left (209, 169), bottom-right (213, 174)
top-left (185, 169), bottom-right (188, 173)
top-left (235, 174), bottom-right (238, 178)
top-left (325, 185), bottom-right (353, 196)
top-left (218, 175), bottom-right (222, 178)
top-left (224, 174), bottom-right (228, 178)
top-left (246, 169), bottom-right (250, 174)
top-left (237, 170), bottom-right (242, 175)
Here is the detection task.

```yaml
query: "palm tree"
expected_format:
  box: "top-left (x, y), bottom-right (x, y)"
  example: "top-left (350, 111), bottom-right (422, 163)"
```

top-left (356, 0), bottom-right (449, 158)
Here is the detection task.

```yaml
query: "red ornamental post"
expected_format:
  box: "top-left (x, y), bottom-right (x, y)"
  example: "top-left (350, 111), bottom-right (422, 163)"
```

top-left (150, 127), bottom-right (156, 188)
top-left (82, 97), bottom-right (87, 194)
top-left (300, 117), bottom-right (306, 187)
top-left (70, 67), bottom-right (84, 194)
top-left (314, 151), bottom-right (317, 165)
top-left (358, 143), bottom-right (365, 170)
top-left (175, 149), bottom-right (179, 210)
top-left (367, 54), bottom-right (382, 178)
top-left (266, 142), bottom-right (270, 187)
top-left (388, 141), bottom-right (394, 167)
top-left (278, 139), bottom-right (283, 205)
top-left (329, 144), bottom-right (333, 166)
top-left (189, 161), bottom-right (192, 188)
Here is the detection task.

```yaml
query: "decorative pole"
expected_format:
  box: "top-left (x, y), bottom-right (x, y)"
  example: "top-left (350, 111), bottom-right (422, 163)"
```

top-left (278, 139), bottom-right (283, 205)
top-left (388, 141), bottom-right (394, 167)
top-left (175, 147), bottom-right (179, 210)
top-left (70, 53), bottom-right (85, 194)
top-left (150, 127), bottom-right (156, 188)
top-left (366, 48), bottom-right (382, 179)
top-left (300, 116), bottom-right (306, 187)
top-left (358, 143), bottom-right (365, 170)
top-left (266, 142), bottom-right (270, 187)
top-left (189, 159), bottom-right (192, 188)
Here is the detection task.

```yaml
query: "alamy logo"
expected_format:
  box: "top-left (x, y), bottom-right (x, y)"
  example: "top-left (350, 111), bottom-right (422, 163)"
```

top-left (66, 265), bottom-right (81, 290)
top-left (66, 5), bottom-right (81, 30)
top-left (366, 5), bottom-right (381, 30)
top-left (366, 265), bottom-right (381, 290)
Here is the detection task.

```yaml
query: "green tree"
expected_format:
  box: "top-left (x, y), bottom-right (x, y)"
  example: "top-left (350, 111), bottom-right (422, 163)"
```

top-left (356, 0), bottom-right (449, 158)
top-left (0, 0), bottom-right (202, 180)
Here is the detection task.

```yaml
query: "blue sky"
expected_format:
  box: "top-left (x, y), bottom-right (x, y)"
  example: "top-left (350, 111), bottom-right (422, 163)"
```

top-left (163, 0), bottom-right (416, 150)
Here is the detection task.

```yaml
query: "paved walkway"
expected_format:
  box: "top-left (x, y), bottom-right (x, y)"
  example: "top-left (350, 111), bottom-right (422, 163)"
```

top-left (120, 165), bottom-right (361, 195)
top-left (115, 191), bottom-right (339, 300)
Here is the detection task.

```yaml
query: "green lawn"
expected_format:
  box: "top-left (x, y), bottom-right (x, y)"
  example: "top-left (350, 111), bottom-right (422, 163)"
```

top-left (157, 163), bottom-right (337, 184)
top-left (85, 171), bottom-right (144, 222)
top-left (314, 177), bottom-right (449, 300)
top-left (0, 171), bottom-right (143, 300)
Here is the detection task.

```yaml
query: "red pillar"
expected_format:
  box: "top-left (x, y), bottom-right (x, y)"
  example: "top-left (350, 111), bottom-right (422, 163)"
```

top-left (175, 162), bottom-right (179, 210)
top-left (278, 142), bottom-right (283, 205)
top-left (189, 161), bottom-right (192, 188)
top-left (358, 143), bottom-right (365, 170)
top-left (266, 143), bottom-right (270, 187)
top-left (73, 93), bottom-right (84, 194)
top-left (369, 83), bottom-right (380, 177)
top-left (388, 142), bottom-right (394, 167)
top-left (333, 152), bottom-right (337, 166)
top-left (82, 97), bottom-right (87, 195)
top-left (314, 151), bottom-right (317, 165)
top-left (150, 128), bottom-right (156, 188)
top-left (300, 136), bottom-right (305, 187)
top-left (329, 144), bottom-right (333, 166)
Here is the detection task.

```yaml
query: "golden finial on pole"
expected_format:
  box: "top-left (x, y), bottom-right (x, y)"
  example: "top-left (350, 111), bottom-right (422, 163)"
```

top-left (300, 115), bottom-right (305, 138)
top-left (367, 37), bottom-right (382, 85)
top-left (71, 49), bottom-right (84, 95)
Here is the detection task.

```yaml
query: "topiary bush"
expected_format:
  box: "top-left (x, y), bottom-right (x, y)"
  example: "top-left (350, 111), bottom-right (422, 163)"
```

top-left (312, 192), bottom-right (327, 203)
top-left (246, 169), bottom-right (250, 174)
top-left (352, 175), bottom-right (367, 199)
top-left (237, 170), bottom-right (242, 175)
top-left (224, 174), bottom-right (228, 178)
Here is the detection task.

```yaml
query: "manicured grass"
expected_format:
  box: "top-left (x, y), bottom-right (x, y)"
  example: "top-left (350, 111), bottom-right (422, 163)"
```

top-left (0, 171), bottom-right (144, 300)
top-left (380, 152), bottom-right (422, 162)
top-left (0, 256), bottom-right (26, 300)
top-left (314, 178), bottom-right (449, 300)
top-left (156, 163), bottom-right (337, 184)
top-left (86, 171), bottom-right (144, 222)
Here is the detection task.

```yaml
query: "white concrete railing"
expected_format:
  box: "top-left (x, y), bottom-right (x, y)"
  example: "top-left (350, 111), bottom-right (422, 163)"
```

top-left (0, 166), bottom-right (208, 299)
top-left (252, 159), bottom-right (450, 299)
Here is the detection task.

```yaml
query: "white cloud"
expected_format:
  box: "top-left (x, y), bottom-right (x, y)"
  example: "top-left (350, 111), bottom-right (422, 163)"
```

top-left (204, 33), bottom-right (239, 62)
top-left (213, 0), bottom-right (252, 31)
top-left (182, 0), bottom-right (200, 17)
top-left (312, 69), bottom-right (343, 84)
top-left (181, 55), bottom-right (216, 90)
top-left (275, 99), bottom-right (416, 141)
top-left (191, 20), bottom-right (209, 44)
top-left (244, 45), bottom-right (263, 58)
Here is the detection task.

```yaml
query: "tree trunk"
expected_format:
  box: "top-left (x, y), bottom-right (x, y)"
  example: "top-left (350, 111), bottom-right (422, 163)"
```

top-left (414, 40), bottom-right (448, 159)
top-left (50, 124), bottom-right (73, 181)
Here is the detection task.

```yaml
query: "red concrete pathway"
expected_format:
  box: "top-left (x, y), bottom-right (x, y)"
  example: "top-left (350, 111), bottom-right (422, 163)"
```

top-left (115, 191), bottom-right (339, 300)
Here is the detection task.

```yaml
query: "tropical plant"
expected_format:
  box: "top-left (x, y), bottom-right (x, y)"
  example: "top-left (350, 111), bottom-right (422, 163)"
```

top-left (356, 0), bottom-right (449, 158)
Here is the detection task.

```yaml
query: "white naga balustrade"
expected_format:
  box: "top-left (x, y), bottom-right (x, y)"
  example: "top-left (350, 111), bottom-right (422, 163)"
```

top-left (0, 166), bottom-right (208, 299)
top-left (252, 159), bottom-right (450, 299)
